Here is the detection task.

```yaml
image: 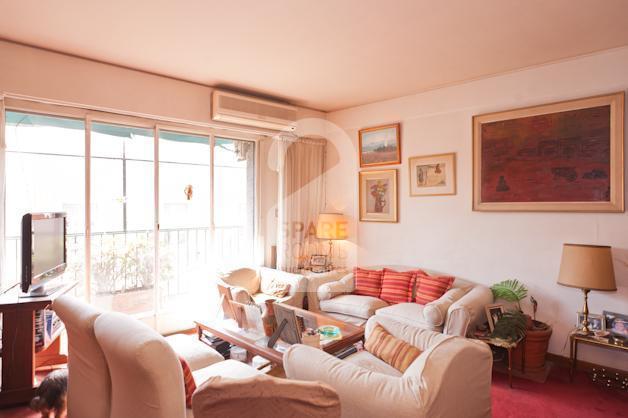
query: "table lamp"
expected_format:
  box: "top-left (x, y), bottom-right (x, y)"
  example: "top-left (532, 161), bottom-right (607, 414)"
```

top-left (557, 243), bottom-right (616, 334)
top-left (316, 213), bottom-right (348, 268)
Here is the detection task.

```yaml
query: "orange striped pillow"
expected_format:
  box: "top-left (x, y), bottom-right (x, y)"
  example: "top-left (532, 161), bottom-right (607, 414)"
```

top-left (353, 267), bottom-right (384, 298)
top-left (179, 355), bottom-right (196, 408)
top-left (380, 269), bottom-right (415, 304)
top-left (365, 324), bottom-right (422, 372)
top-left (415, 273), bottom-right (454, 305)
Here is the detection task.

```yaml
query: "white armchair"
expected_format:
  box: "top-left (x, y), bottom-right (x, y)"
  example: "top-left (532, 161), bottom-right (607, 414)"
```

top-left (284, 316), bottom-right (492, 418)
top-left (217, 267), bottom-right (307, 308)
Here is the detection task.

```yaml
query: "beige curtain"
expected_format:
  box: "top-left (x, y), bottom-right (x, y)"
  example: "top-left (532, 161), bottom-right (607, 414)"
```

top-left (277, 136), bottom-right (325, 272)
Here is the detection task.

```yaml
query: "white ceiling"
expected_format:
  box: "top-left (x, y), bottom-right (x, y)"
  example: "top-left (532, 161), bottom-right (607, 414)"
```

top-left (1, 0), bottom-right (628, 111)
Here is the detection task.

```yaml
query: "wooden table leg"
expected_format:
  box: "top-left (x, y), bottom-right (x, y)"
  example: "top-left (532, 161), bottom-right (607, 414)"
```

top-left (508, 347), bottom-right (513, 388)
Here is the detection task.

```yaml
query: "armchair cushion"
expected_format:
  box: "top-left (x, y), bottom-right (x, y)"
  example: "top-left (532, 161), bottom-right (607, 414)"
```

top-left (178, 356), bottom-right (196, 408)
top-left (259, 267), bottom-right (306, 308)
top-left (260, 278), bottom-right (290, 298)
top-left (320, 294), bottom-right (388, 319)
top-left (364, 324), bottom-right (422, 372)
top-left (344, 350), bottom-right (401, 377)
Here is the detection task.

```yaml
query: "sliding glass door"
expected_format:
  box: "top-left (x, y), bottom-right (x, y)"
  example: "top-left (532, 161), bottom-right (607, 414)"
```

top-left (2, 106), bottom-right (257, 323)
top-left (90, 123), bottom-right (155, 314)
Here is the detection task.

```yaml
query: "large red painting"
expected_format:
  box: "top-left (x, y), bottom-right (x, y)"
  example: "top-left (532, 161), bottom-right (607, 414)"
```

top-left (480, 105), bottom-right (611, 203)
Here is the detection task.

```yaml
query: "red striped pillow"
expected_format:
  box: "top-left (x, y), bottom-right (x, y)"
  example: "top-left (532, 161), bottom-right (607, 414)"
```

top-left (353, 267), bottom-right (384, 298)
top-left (380, 269), bottom-right (416, 304)
top-left (179, 355), bottom-right (196, 408)
top-left (415, 273), bottom-right (454, 305)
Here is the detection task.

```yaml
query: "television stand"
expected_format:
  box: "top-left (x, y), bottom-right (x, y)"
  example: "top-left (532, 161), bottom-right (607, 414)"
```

top-left (19, 282), bottom-right (67, 298)
top-left (0, 280), bottom-right (76, 407)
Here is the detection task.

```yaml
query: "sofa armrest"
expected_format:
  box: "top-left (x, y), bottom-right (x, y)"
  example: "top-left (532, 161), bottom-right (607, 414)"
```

top-left (259, 267), bottom-right (307, 308)
top-left (444, 285), bottom-right (493, 336)
top-left (317, 274), bottom-right (354, 302)
top-left (230, 286), bottom-right (253, 304)
top-left (305, 271), bottom-right (350, 312)
top-left (422, 288), bottom-right (466, 327)
top-left (283, 344), bottom-right (421, 418)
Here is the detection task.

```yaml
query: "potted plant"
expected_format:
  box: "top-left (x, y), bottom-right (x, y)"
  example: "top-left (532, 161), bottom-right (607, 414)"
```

top-left (490, 279), bottom-right (553, 373)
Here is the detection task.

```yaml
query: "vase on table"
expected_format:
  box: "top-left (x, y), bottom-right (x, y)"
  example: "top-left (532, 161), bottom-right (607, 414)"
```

top-left (262, 299), bottom-right (277, 337)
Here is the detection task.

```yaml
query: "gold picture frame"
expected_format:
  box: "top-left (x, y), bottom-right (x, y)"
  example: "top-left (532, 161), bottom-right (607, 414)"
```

top-left (359, 169), bottom-right (398, 222)
top-left (359, 123), bottom-right (401, 167)
top-left (408, 152), bottom-right (456, 197)
top-left (473, 92), bottom-right (624, 212)
top-left (485, 303), bottom-right (505, 332)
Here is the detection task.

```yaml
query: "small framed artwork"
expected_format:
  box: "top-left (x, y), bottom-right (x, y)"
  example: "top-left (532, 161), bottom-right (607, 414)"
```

top-left (576, 312), bottom-right (604, 331)
top-left (309, 255), bottom-right (328, 267)
top-left (359, 169), bottom-right (398, 222)
top-left (359, 123), bottom-right (401, 167)
top-left (473, 92), bottom-right (624, 212)
top-left (485, 304), bottom-right (505, 332)
top-left (603, 310), bottom-right (628, 338)
top-left (409, 153), bottom-right (456, 196)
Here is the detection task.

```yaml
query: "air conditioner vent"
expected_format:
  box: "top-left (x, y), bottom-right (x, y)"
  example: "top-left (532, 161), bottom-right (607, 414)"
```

top-left (212, 91), bottom-right (297, 131)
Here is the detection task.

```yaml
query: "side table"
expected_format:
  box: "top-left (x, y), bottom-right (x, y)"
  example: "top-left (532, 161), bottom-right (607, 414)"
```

top-left (474, 336), bottom-right (525, 388)
top-left (569, 333), bottom-right (627, 382)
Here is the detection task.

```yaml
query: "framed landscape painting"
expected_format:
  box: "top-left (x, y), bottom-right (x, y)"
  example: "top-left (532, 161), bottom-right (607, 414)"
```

top-left (359, 169), bottom-right (398, 222)
top-left (359, 123), bottom-right (401, 167)
top-left (409, 153), bottom-right (456, 196)
top-left (473, 92), bottom-right (624, 212)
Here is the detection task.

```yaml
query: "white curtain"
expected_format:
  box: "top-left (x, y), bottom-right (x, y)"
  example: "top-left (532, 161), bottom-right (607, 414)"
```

top-left (277, 136), bottom-right (325, 272)
top-left (0, 97), bottom-right (6, 289)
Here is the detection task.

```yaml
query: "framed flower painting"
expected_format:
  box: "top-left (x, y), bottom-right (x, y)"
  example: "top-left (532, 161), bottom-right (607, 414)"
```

top-left (359, 169), bottom-right (398, 222)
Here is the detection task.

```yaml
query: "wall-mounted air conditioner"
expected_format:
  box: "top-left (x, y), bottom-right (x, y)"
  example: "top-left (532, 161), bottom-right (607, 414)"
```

top-left (212, 90), bottom-right (297, 131)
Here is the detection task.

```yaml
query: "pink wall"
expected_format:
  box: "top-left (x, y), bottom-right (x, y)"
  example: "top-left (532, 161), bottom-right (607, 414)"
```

top-left (326, 47), bottom-right (628, 370)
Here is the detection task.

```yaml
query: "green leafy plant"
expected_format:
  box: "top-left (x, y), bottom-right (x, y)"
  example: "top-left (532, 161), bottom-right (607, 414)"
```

top-left (490, 279), bottom-right (528, 311)
top-left (490, 310), bottom-right (527, 341)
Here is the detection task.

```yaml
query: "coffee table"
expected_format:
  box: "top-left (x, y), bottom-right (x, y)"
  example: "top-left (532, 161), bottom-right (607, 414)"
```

top-left (195, 304), bottom-right (364, 365)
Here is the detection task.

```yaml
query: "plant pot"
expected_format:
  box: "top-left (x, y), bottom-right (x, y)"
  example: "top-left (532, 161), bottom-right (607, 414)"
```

top-left (514, 322), bottom-right (552, 373)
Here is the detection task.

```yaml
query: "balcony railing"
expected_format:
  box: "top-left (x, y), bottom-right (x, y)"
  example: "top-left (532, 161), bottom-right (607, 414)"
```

top-left (5, 225), bottom-right (250, 297)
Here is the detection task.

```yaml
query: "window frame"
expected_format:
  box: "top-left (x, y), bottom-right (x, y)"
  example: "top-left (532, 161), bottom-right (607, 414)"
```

top-left (2, 98), bottom-right (260, 319)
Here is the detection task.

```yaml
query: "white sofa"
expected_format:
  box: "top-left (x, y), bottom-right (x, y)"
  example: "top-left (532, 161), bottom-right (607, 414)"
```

top-left (218, 266), bottom-right (307, 308)
top-left (284, 316), bottom-right (493, 418)
top-left (312, 265), bottom-right (493, 336)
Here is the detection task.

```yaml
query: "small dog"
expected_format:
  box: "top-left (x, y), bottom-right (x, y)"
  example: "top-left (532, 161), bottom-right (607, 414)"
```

top-left (30, 368), bottom-right (68, 418)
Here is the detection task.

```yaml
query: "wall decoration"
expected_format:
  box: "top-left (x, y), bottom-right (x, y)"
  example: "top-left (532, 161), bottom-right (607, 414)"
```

top-left (409, 153), bottom-right (456, 196)
top-left (359, 169), bottom-right (398, 222)
top-left (473, 92), bottom-right (624, 212)
top-left (359, 123), bottom-right (401, 167)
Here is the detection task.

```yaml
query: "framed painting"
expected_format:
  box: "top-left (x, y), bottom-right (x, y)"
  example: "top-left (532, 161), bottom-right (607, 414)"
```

top-left (359, 123), bottom-right (401, 167)
top-left (359, 169), bottom-right (398, 222)
top-left (409, 153), bottom-right (456, 196)
top-left (473, 92), bottom-right (624, 212)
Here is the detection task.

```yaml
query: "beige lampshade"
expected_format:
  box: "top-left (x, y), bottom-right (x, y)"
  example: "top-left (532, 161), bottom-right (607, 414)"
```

top-left (316, 213), bottom-right (348, 240)
top-left (557, 244), bottom-right (616, 291)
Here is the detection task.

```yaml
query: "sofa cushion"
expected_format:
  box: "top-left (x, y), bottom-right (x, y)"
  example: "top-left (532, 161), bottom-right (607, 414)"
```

top-left (364, 324), bottom-right (422, 373)
top-left (380, 269), bottom-right (416, 304)
top-left (353, 267), bottom-right (384, 298)
top-left (415, 273), bottom-right (455, 304)
top-left (192, 359), bottom-right (262, 385)
top-left (375, 303), bottom-right (444, 332)
top-left (422, 288), bottom-right (466, 326)
top-left (178, 356), bottom-right (196, 408)
top-left (261, 278), bottom-right (291, 297)
top-left (320, 294), bottom-right (388, 319)
top-left (165, 334), bottom-right (225, 371)
top-left (344, 350), bottom-right (402, 377)
top-left (252, 292), bottom-right (291, 305)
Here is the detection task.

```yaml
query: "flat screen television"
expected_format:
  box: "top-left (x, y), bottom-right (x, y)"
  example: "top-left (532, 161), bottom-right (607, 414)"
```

top-left (21, 212), bottom-right (67, 296)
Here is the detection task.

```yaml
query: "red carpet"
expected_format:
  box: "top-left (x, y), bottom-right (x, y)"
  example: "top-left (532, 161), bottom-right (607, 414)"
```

top-left (1, 367), bottom-right (626, 417)
top-left (492, 367), bottom-right (628, 417)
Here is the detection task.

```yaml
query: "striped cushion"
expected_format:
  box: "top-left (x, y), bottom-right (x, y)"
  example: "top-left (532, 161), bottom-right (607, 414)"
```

top-left (364, 324), bottom-right (422, 372)
top-left (380, 269), bottom-right (415, 304)
top-left (415, 273), bottom-right (455, 305)
top-left (353, 267), bottom-right (384, 298)
top-left (179, 355), bottom-right (197, 408)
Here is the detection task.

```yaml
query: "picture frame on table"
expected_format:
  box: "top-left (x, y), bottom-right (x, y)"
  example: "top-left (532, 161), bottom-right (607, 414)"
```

top-left (408, 152), bottom-right (456, 196)
top-left (359, 169), bottom-right (398, 223)
top-left (576, 312), bottom-right (604, 331)
top-left (472, 92), bottom-right (624, 212)
top-left (603, 310), bottom-right (628, 338)
top-left (309, 254), bottom-right (328, 267)
top-left (359, 123), bottom-right (401, 167)
top-left (485, 304), bottom-right (505, 332)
